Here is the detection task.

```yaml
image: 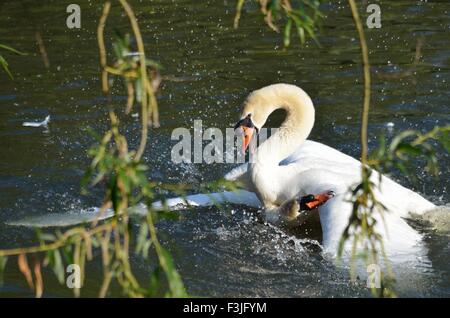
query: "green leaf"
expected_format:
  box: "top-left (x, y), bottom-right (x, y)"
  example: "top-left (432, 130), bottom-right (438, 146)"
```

top-left (0, 44), bottom-right (26, 79)
top-left (135, 222), bottom-right (150, 257)
top-left (389, 130), bottom-right (417, 153)
top-left (302, 22), bottom-right (320, 47)
top-left (425, 153), bottom-right (439, 176)
top-left (48, 249), bottom-right (65, 284)
top-left (283, 19), bottom-right (293, 47)
top-left (145, 59), bottom-right (164, 70)
top-left (395, 143), bottom-right (422, 158)
top-left (268, 0), bottom-right (280, 17)
top-left (61, 245), bottom-right (74, 265)
top-left (159, 247), bottom-right (187, 297)
top-left (0, 54), bottom-right (13, 79)
top-left (0, 44), bottom-right (26, 55)
top-left (438, 130), bottom-right (450, 152)
top-left (135, 78), bottom-right (142, 103)
top-left (118, 169), bottom-right (131, 194)
top-left (296, 25), bottom-right (305, 45)
top-left (0, 255), bottom-right (8, 285)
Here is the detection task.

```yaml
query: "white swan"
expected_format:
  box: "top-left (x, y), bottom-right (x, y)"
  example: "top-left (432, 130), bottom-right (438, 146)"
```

top-left (225, 83), bottom-right (436, 260)
top-left (10, 84), bottom-right (437, 263)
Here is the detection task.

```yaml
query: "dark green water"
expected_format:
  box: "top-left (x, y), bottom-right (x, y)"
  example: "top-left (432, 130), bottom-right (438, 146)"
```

top-left (0, 0), bottom-right (449, 297)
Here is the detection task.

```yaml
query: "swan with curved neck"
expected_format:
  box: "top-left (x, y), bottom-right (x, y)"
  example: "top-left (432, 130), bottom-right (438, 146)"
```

top-left (12, 84), bottom-right (436, 261)
top-left (237, 84), bottom-right (316, 208)
top-left (228, 83), bottom-right (436, 258)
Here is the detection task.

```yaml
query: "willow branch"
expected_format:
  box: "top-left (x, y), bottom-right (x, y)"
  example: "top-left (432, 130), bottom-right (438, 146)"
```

top-left (118, 0), bottom-right (154, 161)
top-left (0, 223), bottom-right (113, 257)
top-left (234, 0), bottom-right (245, 29)
top-left (97, 2), bottom-right (111, 94)
top-left (348, 0), bottom-right (371, 168)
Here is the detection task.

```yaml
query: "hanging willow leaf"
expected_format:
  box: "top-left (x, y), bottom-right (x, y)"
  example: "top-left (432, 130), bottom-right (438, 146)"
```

top-left (438, 129), bottom-right (450, 152)
top-left (396, 143), bottom-right (422, 158)
top-left (0, 44), bottom-right (26, 55)
top-left (148, 266), bottom-right (161, 297)
top-left (296, 25), bottom-right (306, 45)
top-left (135, 222), bottom-right (150, 257)
top-left (33, 258), bottom-right (44, 298)
top-left (0, 256), bottom-right (7, 284)
top-left (47, 249), bottom-right (65, 284)
top-left (389, 130), bottom-right (417, 153)
top-left (233, 0), bottom-right (245, 28)
top-left (0, 55), bottom-right (13, 79)
top-left (0, 44), bottom-right (26, 79)
top-left (283, 18), bottom-right (293, 47)
top-left (18, 254), bottom-right (34, 289)
top-left (159, 247), bottom-right (186, 297)
top-left (233, 0), bottom-right (322, 47)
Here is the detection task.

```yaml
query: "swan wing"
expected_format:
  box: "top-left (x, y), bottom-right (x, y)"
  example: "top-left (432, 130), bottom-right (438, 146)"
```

top-left (318, 194), bottom-right (426, 263)
top-left (224, 163), bottom-right (256, 191)
top-left (280, 140), bottom-right (359, 166)
top-left (7, 190), bottom-right (261, 228)
top-left (151, 190), bottom-right (261, 210)
top-left (224, 163), bottom-right (248, 181)
top-left (277, 140), bottom-right (435, 216)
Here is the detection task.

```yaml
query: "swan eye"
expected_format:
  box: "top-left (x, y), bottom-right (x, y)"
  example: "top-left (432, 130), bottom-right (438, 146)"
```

top-left (299, 194), bottom-right (315, 206)
top-left (299, 194), bottom-right (318, 211)
top-left (234, 114), bottom-right (255, 130)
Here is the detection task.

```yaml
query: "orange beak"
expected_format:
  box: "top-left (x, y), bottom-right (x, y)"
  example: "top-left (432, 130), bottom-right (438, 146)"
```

top-left (305, 190), bottom-right (336, 210)
top-left (241, 126), bottom-right (255, 153)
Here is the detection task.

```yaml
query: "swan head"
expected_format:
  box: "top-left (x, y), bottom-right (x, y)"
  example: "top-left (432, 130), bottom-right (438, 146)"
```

top-left (234, 114), bottom-right (258, 152)
top-left (233, 85), bottom-right (282, 152)
top-left (234, 84), bottom-right (315, 152)
top-left (299, 190), bottom-right (336, 211)
top-left (238, 87), bottom-right (279, 129)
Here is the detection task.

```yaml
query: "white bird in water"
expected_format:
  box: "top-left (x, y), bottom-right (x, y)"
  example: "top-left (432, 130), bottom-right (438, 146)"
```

top-left (223, 84), bottom-right (436, 261)
top-left (11, 85), bottom-right (441, 264)
top-left (23, 115), bottom-right (50, 127)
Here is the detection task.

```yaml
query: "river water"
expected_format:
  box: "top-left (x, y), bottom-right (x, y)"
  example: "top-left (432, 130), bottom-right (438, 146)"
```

top-left (0, 0), bottom-right (449, 297)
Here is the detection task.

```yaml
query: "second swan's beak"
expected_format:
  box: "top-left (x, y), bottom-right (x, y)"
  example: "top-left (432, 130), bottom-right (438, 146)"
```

top-left (301, 190), bottom-right (336, 210)
top-left (241, 126), bottom-right (254, 153)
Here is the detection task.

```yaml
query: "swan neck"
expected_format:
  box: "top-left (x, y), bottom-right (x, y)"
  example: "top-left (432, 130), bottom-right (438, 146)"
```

top-left (253, 88), bottom-right (315, 165)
